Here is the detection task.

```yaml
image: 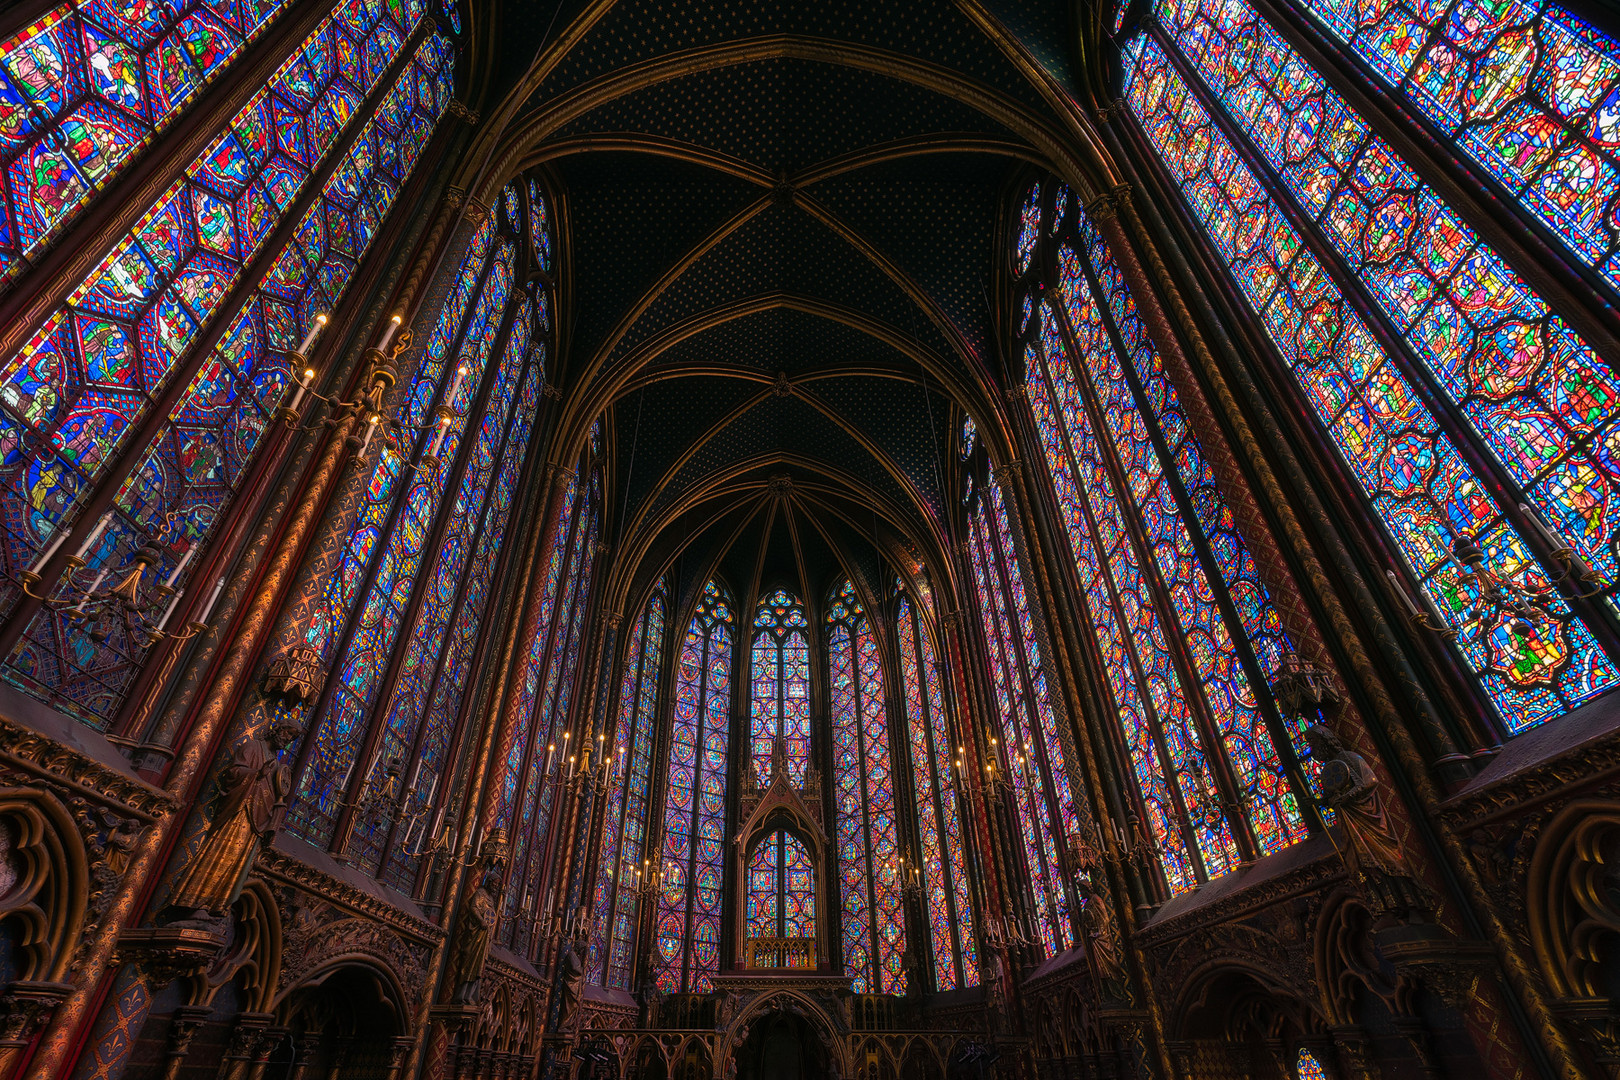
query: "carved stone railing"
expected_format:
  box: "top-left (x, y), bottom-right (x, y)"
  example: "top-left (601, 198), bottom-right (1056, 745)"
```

top-left (744, 936), bottom-right (815, 969)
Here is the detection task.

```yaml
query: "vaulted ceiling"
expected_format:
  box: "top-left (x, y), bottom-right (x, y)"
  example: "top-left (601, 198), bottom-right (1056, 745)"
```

top-left (458, 0), bottom-right (1111, 618)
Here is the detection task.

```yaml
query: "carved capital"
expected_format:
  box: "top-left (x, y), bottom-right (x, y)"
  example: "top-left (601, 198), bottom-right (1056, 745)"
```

top-left (445, 100), bottom-right (480, 126)
top-left (115, 926), bottom-right (226, 988)
top-left (541, 382), bottom-right (563, 401)
top-left (772, 370), bottom-right (792, 397)
top-left (991, 460), bottom-right (1023, 484)
top-left (606, 611), bottom-right (624, 630)
top-left (767, 472), bottom-right (793, 497)
top-left (0, 981), bottom-right (71, 1044)
top-left (462, 198), bottom-right (490, 227)
top-left (1093, 100), bottom-right (1128, 124)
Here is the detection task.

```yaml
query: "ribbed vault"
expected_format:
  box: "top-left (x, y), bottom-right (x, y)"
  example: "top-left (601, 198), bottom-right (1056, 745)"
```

top-left (460, 0), bottom-right (1106, 612)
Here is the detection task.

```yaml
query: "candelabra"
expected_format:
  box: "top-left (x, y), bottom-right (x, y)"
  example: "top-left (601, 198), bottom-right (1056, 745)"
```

top-left (345, 751), bottom-right (439, 857)
top-left (18, 511), bottom-right (226, 649)
top-left (1386, 514), bottom-right (1610, 642)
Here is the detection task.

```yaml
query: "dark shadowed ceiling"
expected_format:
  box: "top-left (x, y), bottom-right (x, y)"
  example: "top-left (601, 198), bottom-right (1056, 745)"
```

top-left (472, 0), bottom-right (1092, 618)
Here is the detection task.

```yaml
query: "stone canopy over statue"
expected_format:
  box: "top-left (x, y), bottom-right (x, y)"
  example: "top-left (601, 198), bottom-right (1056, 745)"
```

top-left (164, 722), bottom-right (299, 924)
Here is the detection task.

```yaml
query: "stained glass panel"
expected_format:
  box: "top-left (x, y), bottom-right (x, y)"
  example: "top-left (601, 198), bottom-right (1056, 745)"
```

top-left (897, 594), bottom-right (978, 990)
top-left (967, 477), bottom-right (1073, 953)
top-left (589, 583), bottom-right (666, 988)
top-left (0, 0), bottom-right (330, 280)
top-left (654, 579), bottom-right (732, 994)
top-left (1294, 0), bottom-right (1620, 300)
top-left (1125, 34), bottom-right (1620, 731)
top-left (828, 580), bottom-right (904, 994)
top-left (749, 588), bottom-right (810, 785)
top-left (1159, 0), bottom-right (1620, 630)
top-left (2, 14), bottom-right (453, 725)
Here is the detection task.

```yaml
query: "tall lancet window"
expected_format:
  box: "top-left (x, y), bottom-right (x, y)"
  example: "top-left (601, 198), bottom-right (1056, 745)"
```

top-left (967, 470), bottom-right (1074, 956)
top-left (0, 2), bottom-right (458, 727)
top-left (501, 460), bottom-right (600, 950)
top-left (828, 579), bottom-right (904, 994)
top-left (746, 829), bottom-right (816, 942)
top-left (1014, 180), bottom-right (1312, 893)
top-left (895, 589), bottom-right (978, 990)
top-left (1124, 0), bottom-right (1620, 733)
top-left (588, 579), bottom-right (668, 989)
top-left (749, 588), bottom-right (811, 785)
top-left (282, 180), bottom-right (551, 888)
top-left (655, 579), bottom-right (733, 993)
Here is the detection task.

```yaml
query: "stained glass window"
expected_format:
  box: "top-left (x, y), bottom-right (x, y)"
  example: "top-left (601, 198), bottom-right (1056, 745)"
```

top-left (501, 467), bottom-right (599, 951)
top-left (750, 588), bottom-right (811, 786)
top-left (1292, 0), bottom-right (1620, 301)
top-left (896, 591), bottom-right (978, 990)
top-left (655, 579), bottom-right (732, 993)
top-left (828, 579), bottom-right (905, 994)
top-left (1125, 14), bottom-right (1620, 733)
top-left (1296, 1048), bottom-right (1327, 1080)
top-left (0, 0), bottom-right (316, 280)
top-left (1, 8), bottom-right (455, 726)
top-left (280, 179), bottom-right (553, 901)
top-left (588, 581), bottom-right (667, 989)
top-left (746, 829), bottom-right (816, 944)
top-left (966, 469), bottom-right (1073, 955)
top-left (1015, 179), bottom-right (1312, 891)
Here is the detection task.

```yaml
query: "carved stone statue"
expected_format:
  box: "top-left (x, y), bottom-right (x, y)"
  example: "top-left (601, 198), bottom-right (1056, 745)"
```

top-left (448, 865), bottom-right (498, 1004)
top-left (1075, 875), bottom-right (1128, 994)
top-left (1305, 724), bottom-right (1428, 922)
top-left (165, 723), bottom-right (298, 923)
top-left (558, 938), bottom-right (585, 1028)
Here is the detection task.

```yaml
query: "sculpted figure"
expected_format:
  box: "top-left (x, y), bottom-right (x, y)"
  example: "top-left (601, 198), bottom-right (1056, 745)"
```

top-left (1075, 875), bottom-right (1128, 993)
top-left (448, 865), bottom-right (500, 1005)
top-left (1305, 724), bottom-right (1428, 921)
top-left (166, 723), bottom-right (298, 922)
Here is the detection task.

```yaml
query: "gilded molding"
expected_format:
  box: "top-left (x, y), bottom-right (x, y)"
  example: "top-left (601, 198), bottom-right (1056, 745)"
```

top-left (256, 848), bottom-right (441, 943)
top-left (0, 714), bottom-right (173, 821)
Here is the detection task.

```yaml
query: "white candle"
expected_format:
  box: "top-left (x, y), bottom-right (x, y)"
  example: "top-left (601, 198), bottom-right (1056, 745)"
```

top-left (448, 363), bottom-right (467, 404)
top-left (27, 527), bottom-right (71, 575)
top-left (358, 415), bottom-right (379, 456)
top-left (73, 512), bottom-right (112, 561)
top-left (376, 313), bottom-right (403, 352)
top-left (297, 313), bottom-right (328, 356)
top-left (194, 576), bottom-right (225, 626)
top-left (73, 568), bottom-right (109, 612)
top-left (287, 367), bottom-right (315, 413)
top-left (163, 543), bottom-right (196, 589)
top-left (426, 415), bottom-right (450, 460)
top-left (153, 586), bottom-right (185, 633)
top-left (1385, 570), bottom-right (1424, 621)
top-left (423, 770), bottom-right (438, 804)
top-left (1518, 502), bottom-right (1565, 550)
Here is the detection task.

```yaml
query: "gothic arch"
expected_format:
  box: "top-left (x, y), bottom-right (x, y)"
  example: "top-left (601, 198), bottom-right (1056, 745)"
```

top-left (0, 787), bottom-right (87, 987)
top-left (719, 989), bottom-right (850, 1080)
top-left (1527, 800), bottom-right (1620, 1001)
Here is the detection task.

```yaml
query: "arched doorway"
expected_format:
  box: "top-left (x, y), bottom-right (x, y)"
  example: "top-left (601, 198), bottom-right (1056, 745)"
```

top-left (734, 1010), bottom-right (831, 1080)
top-left (267, 964), bottom-right (403, 1080)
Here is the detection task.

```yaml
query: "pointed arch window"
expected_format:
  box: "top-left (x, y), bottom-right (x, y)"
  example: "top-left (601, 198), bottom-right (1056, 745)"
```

top-left (587, 579), bottom-right (668, 989)
top-left (749, 587), bottom-right (811, 786)
top-left (0, 0), bottom-right (319, 277)
top-left (0, 6), bottom-right (458, 727)
top-left (1124, 0), bottom-right (1620, 733)
top-left (966, 471), bottom-right (1075, 956)
top-left (280, 178), bottom-right (551, 892)
top-left (655, 578), bottom-right (733, 993)
top-left (1014, 179), bottom-right (1313, 892)
top-left (746, 829), bottom-right (816, 941)
top-left (895, 589), bottom-right (978, 990)
top-left (1291, 0), bottom-right (1620, 300)
top-left (828, 579), bottom-right (904, 994)
top-left (500, 465), bottom-right (600, 952)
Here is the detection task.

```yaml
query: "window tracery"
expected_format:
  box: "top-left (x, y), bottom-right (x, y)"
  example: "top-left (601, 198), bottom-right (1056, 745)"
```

top-left (588, 580), bottom-right (667, 989)
top-left (1015, 179), bottom-right (1314, 891)
top-left (895, 590), bottom-right (978, 990)
top-left (828, 579), bottom-right (905, 994)
top-left (0, 4), bottom-right (456, 727)
top-left (278, 178), bottom-right (550, 897)
top-left (966, 471), bottom-right (1074, 953)
top-left (750, 587), bottom-right (811, 786)
top-left (654, 578), bottom-right (732, 993)
top-left (1125, 0), bottom-right (1620, 733)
